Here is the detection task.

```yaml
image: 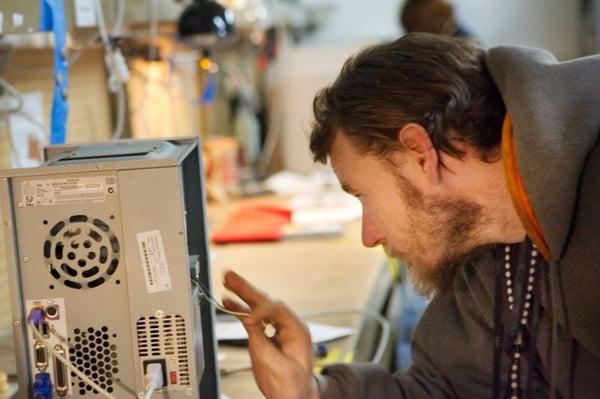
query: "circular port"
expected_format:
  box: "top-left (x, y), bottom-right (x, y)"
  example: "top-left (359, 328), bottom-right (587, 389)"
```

top-left (44, 305), bottom-right (59, 319)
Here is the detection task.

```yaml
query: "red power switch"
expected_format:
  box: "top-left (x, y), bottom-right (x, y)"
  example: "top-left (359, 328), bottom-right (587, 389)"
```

top-left (169, 371), bottom-right (178, 385)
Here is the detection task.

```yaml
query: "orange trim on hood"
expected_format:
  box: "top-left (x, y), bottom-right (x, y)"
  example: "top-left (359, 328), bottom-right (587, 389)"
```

top-left (502, 114), bottom-right (550, 261)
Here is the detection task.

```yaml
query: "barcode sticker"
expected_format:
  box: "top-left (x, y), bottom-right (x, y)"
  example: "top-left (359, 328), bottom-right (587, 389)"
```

top-left (21, 176), bottom-right (116, 207)
top-left (136, 230), bottom-right (172, 294)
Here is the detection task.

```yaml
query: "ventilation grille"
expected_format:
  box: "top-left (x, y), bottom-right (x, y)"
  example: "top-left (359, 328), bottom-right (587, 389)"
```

top-left (69, 326), bottom-right (119, 396)
top-left (43, 215), bottom-right (120, 289)
top-left (136, 315), bottom-right (190, 385)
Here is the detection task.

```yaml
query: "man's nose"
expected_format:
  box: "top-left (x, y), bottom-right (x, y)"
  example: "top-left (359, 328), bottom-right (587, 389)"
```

top-left (361, 208), bottom-right (384, 248)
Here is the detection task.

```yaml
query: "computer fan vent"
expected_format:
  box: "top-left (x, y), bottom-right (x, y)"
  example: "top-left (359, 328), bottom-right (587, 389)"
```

top-left (43, 215), bottom-right (120, 289)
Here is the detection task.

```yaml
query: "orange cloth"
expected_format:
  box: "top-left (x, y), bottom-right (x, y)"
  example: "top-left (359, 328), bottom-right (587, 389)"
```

top-left (501, 114), bottom-right (550, 260)
top-left (211, 203), bottom-right (292, 244)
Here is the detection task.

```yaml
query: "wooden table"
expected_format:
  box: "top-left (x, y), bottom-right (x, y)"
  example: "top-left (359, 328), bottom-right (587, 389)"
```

top-left (207, 198), bottom-right (391, 399)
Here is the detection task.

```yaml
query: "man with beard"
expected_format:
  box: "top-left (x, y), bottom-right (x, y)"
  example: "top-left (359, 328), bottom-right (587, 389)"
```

top-left (222, 33), bottom-right (600, 398)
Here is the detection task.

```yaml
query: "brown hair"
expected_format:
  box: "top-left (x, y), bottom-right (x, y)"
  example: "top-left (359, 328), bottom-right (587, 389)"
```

top-left (309, 33), bottom-right (506, 164)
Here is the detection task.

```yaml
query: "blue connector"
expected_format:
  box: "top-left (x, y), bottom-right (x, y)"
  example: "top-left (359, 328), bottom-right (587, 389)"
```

top-left (27, 308), bottom-right (44, 325)
top-left (32, 372), bottom-right (52, 399)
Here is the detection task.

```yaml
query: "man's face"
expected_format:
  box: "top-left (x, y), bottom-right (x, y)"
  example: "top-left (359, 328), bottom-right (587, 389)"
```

top-left (330, 133), bottom-right (486, 296)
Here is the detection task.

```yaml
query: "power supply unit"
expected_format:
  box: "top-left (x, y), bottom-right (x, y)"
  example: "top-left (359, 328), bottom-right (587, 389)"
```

top-left (0, 138), bottom-right (219, 398)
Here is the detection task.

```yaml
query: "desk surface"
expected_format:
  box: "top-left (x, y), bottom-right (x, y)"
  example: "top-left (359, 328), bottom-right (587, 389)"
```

top-left (208, 199), bottom-right (388, 399)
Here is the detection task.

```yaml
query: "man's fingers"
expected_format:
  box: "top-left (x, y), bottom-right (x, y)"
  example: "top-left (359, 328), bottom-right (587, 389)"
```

top-left (249, 299), bottom-right (306, 331)
top-left (223, 270), bottom-right (270, 308)
top-left (222, 297), bottom-right (251, 315)
top-left (222, 298), bottom-right (284, 361)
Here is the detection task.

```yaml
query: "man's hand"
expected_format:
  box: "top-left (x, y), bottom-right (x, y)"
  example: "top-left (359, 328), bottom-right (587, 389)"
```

top-left (222, 271), bottom-right (320, 399)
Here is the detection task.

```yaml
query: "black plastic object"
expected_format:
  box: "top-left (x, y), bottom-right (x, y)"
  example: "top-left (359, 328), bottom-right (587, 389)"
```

top-left (178, 0), bottom-right (235, 48)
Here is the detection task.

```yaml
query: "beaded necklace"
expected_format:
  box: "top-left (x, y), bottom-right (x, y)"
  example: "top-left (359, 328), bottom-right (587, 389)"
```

top-left (493, 239), bottom-right (543, 399)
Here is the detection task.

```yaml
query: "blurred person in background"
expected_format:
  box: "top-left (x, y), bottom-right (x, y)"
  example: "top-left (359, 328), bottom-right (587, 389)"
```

top-left (400, 0), bottom-right (472, 37)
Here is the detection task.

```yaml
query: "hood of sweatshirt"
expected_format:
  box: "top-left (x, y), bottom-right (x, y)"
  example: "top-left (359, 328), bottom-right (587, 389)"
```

top-left (484, 46), bottom-right (600, 261)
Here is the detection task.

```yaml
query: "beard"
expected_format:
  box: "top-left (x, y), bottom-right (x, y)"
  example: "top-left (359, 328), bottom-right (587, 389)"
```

top-left (394, 173), bottom-right (487, 297)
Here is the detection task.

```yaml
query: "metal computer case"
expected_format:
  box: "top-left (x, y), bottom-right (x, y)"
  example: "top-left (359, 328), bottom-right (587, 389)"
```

top-left (0, 138), bottom-right (219, 398)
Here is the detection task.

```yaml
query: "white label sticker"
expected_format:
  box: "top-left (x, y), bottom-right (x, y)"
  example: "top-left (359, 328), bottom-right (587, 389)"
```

top-left (21, 176), bottom-right (117, 207)
top-left (137, 230), bottom-right (172, 294)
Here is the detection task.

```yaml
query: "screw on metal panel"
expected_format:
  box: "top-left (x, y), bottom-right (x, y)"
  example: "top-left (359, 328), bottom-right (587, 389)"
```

top-left (154, 310), bottom-right (165, 319)
top-left (169, 359), bottom-right (176, 366)
top-left (185, 387), bottom-right (192, 396)
top-left (94, 166), bottom-right (100, 171)
top-left (13, 321), bottom-right (20, 327)
top-left (178, 231), bottom-right (184, 236)
top-left (23, 257), bottom-right (29, 263)
top-left (2, 221), bottom-right (7, 227)
top-left (17, 202), bottom-right (23, 208)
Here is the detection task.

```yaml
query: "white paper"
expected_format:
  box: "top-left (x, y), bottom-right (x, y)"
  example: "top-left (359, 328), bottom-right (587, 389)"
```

top-left (216, 320), bottom-right (354, 343)
top-left (291, 191), bottom-right (361, 225)
top-left (8, 92), bottom-right (47, 168)
top-left (12, 13), bottom-right (23, 27)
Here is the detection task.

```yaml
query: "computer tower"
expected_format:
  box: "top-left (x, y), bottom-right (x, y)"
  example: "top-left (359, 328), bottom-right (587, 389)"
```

top-left (0, 138), bottom-right (219, 398)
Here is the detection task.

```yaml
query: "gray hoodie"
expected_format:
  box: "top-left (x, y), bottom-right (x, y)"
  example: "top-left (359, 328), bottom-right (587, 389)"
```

top-left (317, 46), bottom-right (600, 398)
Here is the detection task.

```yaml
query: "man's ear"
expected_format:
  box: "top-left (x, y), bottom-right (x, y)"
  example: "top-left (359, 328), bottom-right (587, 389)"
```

top-left (398, 123), bottom-right (441, 185)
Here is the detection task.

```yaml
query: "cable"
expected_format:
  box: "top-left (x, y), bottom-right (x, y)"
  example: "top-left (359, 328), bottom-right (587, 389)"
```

top-left (0, 78), bottom-right (51, 168)
top-left (192, 277), bottom-right (389, 364)
top-left (93, 0), bottom-right (111, 48)
top-left (142, 363), bottom-right (163, 399)
top-left (0, 78), bottom-right (23, 114)
top-left (93, 0), bottom-right (129, 141)
top-left (0, 79), bottom-right (52, 140)
top-left (191, 278), bottom-right (251, 318)
top-left (113, 0), bottom-right (126, 38)
top-left (143, 385), bottom-right (155, 399)
top-left (112, 84), bottom-right (126, 140)
top-left (28, 321), bottom-right (116, 399)
top-left (148, 0), bottom-right (160, 61)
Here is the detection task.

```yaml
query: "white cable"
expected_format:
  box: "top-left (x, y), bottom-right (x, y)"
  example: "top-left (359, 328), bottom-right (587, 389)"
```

top-left (148, 0), bottom-right (160, 61)
top-left (192, 278), bottom-right (389, 364)
top-left (302, 308), bottom-right (390, 365)
top-left (0, 78), bottom-right (23, 114)
top-left (1, 78), bottom-right (50, 167)
top-left (93, 0), bottom-right (111, 47)
top-left (93, 0), bottom-right (128, 140)
top-left (143, 386), bottom-right (155, 399)
top-left (191, 283), bottom-right (251, 318)
top-left (142, 363), bottom-right (163, 399)
top-left (112, 83), bottom-right (126, 140)
top-left (28, 321), bottom-right (117, 399)
top-left (0, 78), bottom-right (51, 141)
top-left (113, 0), bottom-right (126, 37)
top-left (15, 111), bottom-right (51, 143)
top-left (192, 279), bottom-right (389, 363)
